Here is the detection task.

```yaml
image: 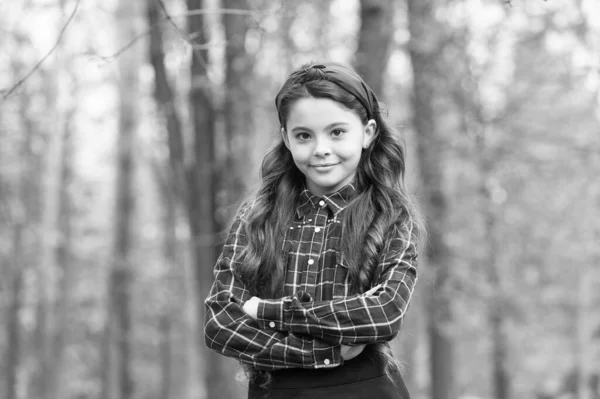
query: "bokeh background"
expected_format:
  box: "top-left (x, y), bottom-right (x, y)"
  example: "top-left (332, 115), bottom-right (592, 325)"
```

top-left (1, 0), bottom-right (599, 398)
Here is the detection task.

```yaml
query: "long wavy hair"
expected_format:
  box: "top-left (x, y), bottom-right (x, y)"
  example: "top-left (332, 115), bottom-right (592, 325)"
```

top-left (236, 64), bottom-right (422, 297)
top-left (235, 63), bottom-right (424, 390)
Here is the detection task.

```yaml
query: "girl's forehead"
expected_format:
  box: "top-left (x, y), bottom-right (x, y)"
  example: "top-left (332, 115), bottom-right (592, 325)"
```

top-left (286, 97), bottom-right (361, 130)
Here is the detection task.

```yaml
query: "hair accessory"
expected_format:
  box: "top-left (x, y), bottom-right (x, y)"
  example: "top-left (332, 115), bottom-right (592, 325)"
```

top-left (275, 62), bottom-right (379, 124)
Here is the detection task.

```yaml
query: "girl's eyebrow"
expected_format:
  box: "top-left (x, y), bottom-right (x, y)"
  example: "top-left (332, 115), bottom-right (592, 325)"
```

top-left (290, 122), bottom-right (350, 133)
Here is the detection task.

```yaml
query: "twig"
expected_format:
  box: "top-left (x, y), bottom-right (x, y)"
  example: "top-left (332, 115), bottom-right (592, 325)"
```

top-left (93, 6), bottom-right (274, 64)
top-left (156, 0), bottom-right (188, 40)
top-left (1, 0), bottom-right (80, 99)
top-left (99, 23), bottom-right (161, 62)
top-left (155, 0), bottom-right (207, 68)
top-left (95, 13), bottom-right (218, 63)
top-left (173, 8), bottom-right (275, 17)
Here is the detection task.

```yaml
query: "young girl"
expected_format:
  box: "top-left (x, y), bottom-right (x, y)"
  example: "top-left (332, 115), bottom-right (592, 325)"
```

top-left (204, 62), bottom-right (422, 399)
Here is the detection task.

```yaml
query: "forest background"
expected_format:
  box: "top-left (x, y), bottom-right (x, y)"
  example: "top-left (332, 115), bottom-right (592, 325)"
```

top-left (1, 0), bottom-right (599, 399)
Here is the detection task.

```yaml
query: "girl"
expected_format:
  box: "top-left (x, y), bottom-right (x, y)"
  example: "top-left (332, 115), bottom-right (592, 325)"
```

top-left (204, 62), bottom-right (422, 399)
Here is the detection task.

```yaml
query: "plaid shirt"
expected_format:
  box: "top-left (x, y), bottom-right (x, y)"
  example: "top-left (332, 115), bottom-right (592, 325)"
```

top-left (204, 183), bottom-right (418, 371)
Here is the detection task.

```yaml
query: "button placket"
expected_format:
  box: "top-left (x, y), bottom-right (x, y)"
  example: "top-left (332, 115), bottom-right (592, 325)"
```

top-left (304, 202), bottom-right (328, 294)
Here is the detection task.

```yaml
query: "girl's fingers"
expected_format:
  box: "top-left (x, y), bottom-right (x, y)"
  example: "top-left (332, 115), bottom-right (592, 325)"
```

top-left (364, 284), bottom-right (382, 296)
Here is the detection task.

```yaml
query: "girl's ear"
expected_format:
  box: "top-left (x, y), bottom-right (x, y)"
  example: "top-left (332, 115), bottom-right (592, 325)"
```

top-left (281, 127), bottom-right (291, 149)
top-left (362, 119), bottom-right (377, 149)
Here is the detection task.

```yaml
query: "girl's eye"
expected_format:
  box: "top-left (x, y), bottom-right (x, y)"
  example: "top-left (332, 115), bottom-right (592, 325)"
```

top-left (296, 132), bottom-right (311, 140)
top-left (331, 129), bottom-right (345, 137)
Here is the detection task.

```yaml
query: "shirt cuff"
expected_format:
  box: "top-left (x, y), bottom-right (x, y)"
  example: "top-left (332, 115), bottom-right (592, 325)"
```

top-left (313, 340), bottom-right (342, 368)
top-left (256, 298), bottom-right (288, 330)
top-left (257, 290), bottom-right (314, 331)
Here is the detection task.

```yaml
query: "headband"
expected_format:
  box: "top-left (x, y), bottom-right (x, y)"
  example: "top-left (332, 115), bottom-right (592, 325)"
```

top-left (275, 63), bottom-right (379, 125)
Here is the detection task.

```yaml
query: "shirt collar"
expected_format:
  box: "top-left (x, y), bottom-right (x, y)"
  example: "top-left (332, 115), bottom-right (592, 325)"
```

top-left (296, 182), bottom-right (357, 218)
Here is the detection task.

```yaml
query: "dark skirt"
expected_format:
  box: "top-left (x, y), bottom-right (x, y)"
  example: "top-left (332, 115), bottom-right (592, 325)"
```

top-left (248, 345), bottom-right (410, 399)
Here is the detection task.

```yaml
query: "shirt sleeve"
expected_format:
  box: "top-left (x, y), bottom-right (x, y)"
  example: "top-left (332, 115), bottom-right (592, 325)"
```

top-left (255, 219), bottom-right (419, 346)
top-left (204, 204), bottom-right (342, 370)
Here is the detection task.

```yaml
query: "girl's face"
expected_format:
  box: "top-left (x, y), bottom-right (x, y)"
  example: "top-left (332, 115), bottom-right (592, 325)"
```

top-left (283, 97), bottom-right (376, 197)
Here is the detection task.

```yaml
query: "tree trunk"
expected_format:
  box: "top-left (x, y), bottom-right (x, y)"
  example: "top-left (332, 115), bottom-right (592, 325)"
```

top-left (480, 160), bottom-right (511, 399)
top-left (356, 0), bottom-right (394, 96)
top-left (356, 0), bottom-right (421, 389)
top-left (159, 314), bottom-right (172, 399)
top-left (35, 2), bottom-right (69, 392)
top-left (452, 22), bottom-right (512, 397)
top-left (147, 0), bottom-right (186, 200)
top-left (576, 226), bottom-right (598, 399)
top-left (53, 110), bottom-right (75, 399)
top-left (478, 139), bottom-right (510, 399)
top-left (222, 0), bottom-right (254, 209)
top-left (3, 38), bottom-right (33, 399)
top-left (101, 1), bottom-right (139, 398)
top-left (147, 1), bottom-right (201, 397)
top-left (186, 2), bottom-right (238, 398)
top-left (5, 220), bottom-right (23, 399)
top-left (407, 1), bottom-right (455, 398)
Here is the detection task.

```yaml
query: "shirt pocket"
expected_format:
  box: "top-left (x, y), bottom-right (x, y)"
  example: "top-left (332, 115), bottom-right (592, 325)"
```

top-left (282, 223), bottom-right (302, 254)
top-left (333, 248), bottom-right (351, 299)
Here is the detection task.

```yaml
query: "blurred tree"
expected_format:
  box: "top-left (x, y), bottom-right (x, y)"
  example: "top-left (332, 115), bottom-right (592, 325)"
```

top-left (4, 211), bottom-right (23, 399)
top-left (186, 1), bottom-right (239, 398)
top-left (571, 6), bottom-right (600, 398)
top-left (146, 1), bottom-right (201, 397)
top-left (2, 33), bottom-right (31, 399)
top-left (149, 153), bottom-right (182, 399)
top-left (407, 0), bottom-right (455, 398)
top-left (355, 0), bottom-right (420, 390)
top-left (101, 1), bottom-right (140, 398)
top-left (447, 15), bottom-right (513, 398)
top-left (356, 0), bottom-right (394, 96)
top-left (222, 0), bottom-right (254, 208)
top-left (33, 1), bottom-right (74, 397)
top-left (147, 0), bottom-right (187, 200)
top-left (52, 107), bottom-right (75, 399)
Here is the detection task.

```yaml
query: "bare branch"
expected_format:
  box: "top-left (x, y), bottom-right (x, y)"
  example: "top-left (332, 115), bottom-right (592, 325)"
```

top-left (94, 11), bottom-right (220, 63)
top-left (99, 24), bottom-right (161, 62)
top-left (156, 0), bottom-right (191, 43)
top-left (1, 0), bottom-right (80, 99)
top-left (174, 8), bottom-right (275, 17)
top-left (155, 0), bottom-right (208, 69)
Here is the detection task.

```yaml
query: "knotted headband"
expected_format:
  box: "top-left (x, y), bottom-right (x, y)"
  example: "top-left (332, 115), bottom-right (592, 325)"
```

top-left (275, 63), bottom-right (379, 126)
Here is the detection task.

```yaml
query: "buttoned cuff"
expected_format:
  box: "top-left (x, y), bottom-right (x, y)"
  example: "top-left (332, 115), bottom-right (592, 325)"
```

top-left (313, 341), bottom-right (342, 368)
top-left (256, 298), bottom-right (288, 330)
top-left (257, 291), bottom-right (313, 331)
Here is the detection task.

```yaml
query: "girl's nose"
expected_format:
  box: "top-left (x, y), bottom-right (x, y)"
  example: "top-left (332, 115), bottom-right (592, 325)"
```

top-left (313, 138), bottom-right (332, 156)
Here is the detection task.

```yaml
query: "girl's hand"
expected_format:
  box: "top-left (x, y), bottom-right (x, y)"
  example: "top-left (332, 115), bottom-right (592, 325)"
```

top-left (341, 344), bottom-right (366, 361)
top-left (364, 284), bottom-right (382, 296)
top-left (242, 296), bottom-right (261, 320)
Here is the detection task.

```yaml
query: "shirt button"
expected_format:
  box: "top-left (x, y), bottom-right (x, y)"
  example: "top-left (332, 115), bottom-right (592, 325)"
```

top-left (324, 359), bottom-right (331, 365)
top-left (315, 227), bottom-right (321, 233)
top-left (318, 200), bottom-right (325, 207)
top-left (269, 322), bottom-right (276, 328)
top-left (308, 259), bottom-right (314, 265)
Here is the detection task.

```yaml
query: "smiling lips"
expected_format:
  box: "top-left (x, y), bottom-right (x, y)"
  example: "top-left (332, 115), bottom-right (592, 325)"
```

top-left (312, 163), bottom-right (339, 168)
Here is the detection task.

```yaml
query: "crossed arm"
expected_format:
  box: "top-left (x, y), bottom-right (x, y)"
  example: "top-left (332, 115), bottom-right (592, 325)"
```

top-left (204, 209), bottom-right (418, 370)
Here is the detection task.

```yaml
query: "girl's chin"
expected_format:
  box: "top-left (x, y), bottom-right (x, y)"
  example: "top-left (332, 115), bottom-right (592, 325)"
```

top-left (306, 179), bottom-right (346, 195)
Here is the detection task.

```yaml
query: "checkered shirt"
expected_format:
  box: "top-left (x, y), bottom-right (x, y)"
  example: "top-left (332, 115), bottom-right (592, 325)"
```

top-left (204, 183), bottom-right (419, 371)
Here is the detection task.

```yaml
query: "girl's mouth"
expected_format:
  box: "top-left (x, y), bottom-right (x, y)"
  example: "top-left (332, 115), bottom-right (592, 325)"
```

top-left (312, 163), bottom-right (338, 170)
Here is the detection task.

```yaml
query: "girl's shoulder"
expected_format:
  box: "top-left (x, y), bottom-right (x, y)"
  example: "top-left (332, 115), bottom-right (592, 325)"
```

top-left (232, 195), bottom-right (264, 225)
top-left (385, 211), bottom-right (422, 244)
top-left (233, 198), bottom-right (254, 222)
